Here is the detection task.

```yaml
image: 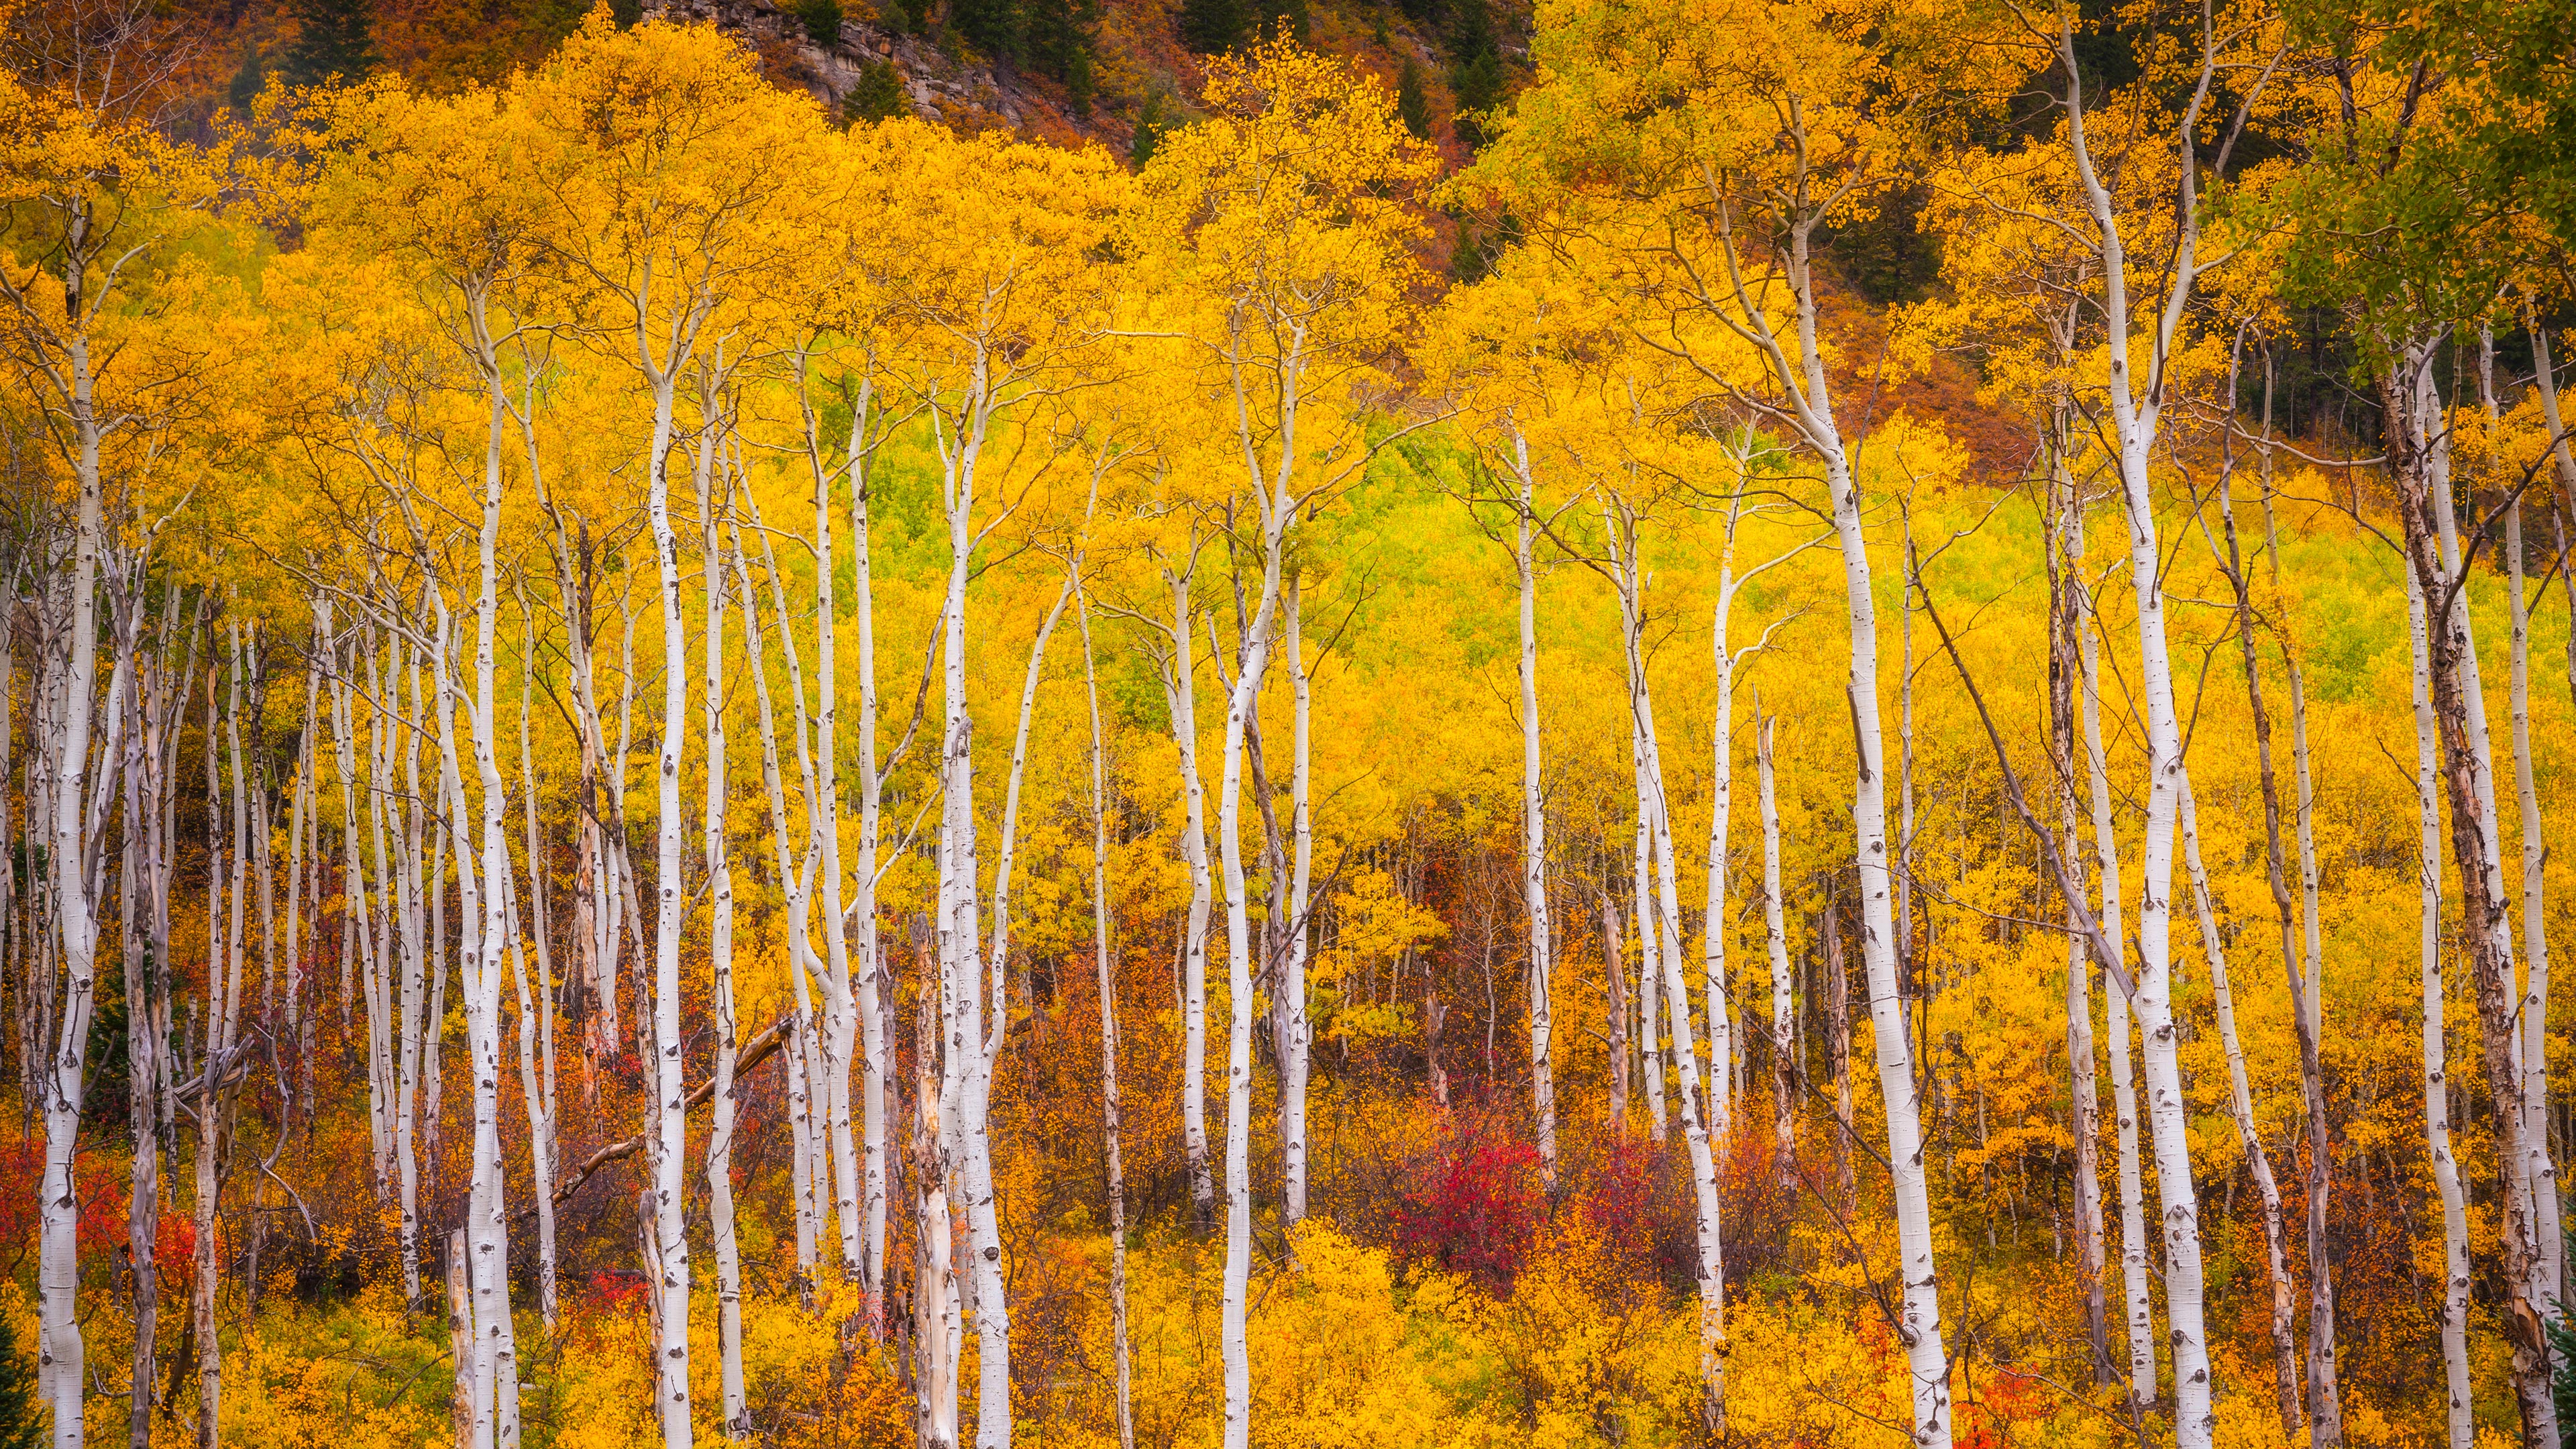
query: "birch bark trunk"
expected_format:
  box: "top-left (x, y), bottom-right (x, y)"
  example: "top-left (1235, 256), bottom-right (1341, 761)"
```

top-left (2059, 30), bottom-right (2220, 1435)
top-left (1508, 433), bottom-right (1556, 1185)
top-left (2207, 360), bottom-right (2310, 1432)
top-left (1758, 718), bottom-right (1794, 1181)
top-left (700, 414), bottom-right (746, 1441)
top-left (1603, 886), bottom-right (1629, 1135)
top-left (1075, 590), bottom-right (1136, 1449)
top-left (1754, 199), bottom-right (1952, 1447)
top-left (2045, 466), bottom-right (2111, 1388)
top-left (2390, 342), bottom-right (2558, 1441)
top-left (1155, 556), bottom-right (1218, 1233)
top-left (2488, 331), bottom-right (2563, 1331)
top-left (643, 359), bottom-right (694, 1449)
top-left (2408, 559), bottom-right (2475, 1449)
top-left (2076, 529), bottom-right (2156, 1417)
top-left (513, 607), bottom-right (559, 1333)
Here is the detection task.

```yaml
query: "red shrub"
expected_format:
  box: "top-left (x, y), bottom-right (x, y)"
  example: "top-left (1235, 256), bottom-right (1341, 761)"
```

top-left (1392, 1123), bottom-right (1546, 1293)
top-left (76, 1187), bottom-right (195, 1277)
top-left (581, 1269), bottom-right (651, 1313)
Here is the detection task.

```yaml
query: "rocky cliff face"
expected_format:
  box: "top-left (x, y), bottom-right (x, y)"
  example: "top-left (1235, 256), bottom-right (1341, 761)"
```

top-left (644, 0), bottom-right (1175, 153)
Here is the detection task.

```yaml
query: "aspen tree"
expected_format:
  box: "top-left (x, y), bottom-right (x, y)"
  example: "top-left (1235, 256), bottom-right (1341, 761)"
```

top-left (1074, 584), bottom-right (1136, 1449)
top-left (1756, 715), bottom-right (1794, 1179)
top-left (513, 598), bottom-right (560, 1332)
top-left (885, 127), bottom-right (1121, 1448)
top-left (519, 25), bottom-right (820, 1437)
top-left (1479, 7), bottom-right (1981, 1430)
top-left (2074, 508), bottom-right (2155, 1416)
top-left (0, 26), bottom-right (221, 1436)
top-left (2485, 329), bottom-right (2563, 1330)
top-left (2197, 343), bottom-right (2312, 1430)
top-left (2408, 558), bottom-right (2474, 1449)
top-left (2043, 15), bottom-right (2281, 1431)
top-left (698, 385), bottom-right (747, 1442)
top-left (1125, 44), bottom-right (1438, 1448)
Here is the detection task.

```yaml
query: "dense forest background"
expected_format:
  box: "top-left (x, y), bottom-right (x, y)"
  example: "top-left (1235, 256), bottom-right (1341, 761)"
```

top-left (3, 0), bottom-right (2575, 1446)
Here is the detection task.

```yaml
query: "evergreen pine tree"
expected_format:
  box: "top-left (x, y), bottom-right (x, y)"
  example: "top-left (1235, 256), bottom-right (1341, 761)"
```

top-left (1026, 0), bottom-right (1101, 101)
top-left (1446, 0), bottom-right (1502, 150)
top-left (227, 47), bottom-right (264, 113)
top-left (844, 58), bottom-right (909, 123)
top-left (0, 1311), bottom-right (38, 1449)
top-left (276, 0), bottom-right (379, 88)
top-left (949, 0), bottom-right (1023, 62)
top-left (1179, 0), bottom-right (1244, 54)
top-left (798, 0), bottom-right (847, 46)
top-left (1395, 58), bottom-right (1432, 141)
top-left (1130, 89), bottom-right (1169, 168)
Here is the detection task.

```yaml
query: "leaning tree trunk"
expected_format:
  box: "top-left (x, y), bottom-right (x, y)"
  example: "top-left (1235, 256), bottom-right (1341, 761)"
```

top-left (2490, 331), bottom-right (2564, 1335)
top-left (2179, 776), bottom-right (2301, 1433)
top-left (1786, 217), bottom-right (1953, 1444)
top-left (2210, 376), bottom-right (2312, 1434)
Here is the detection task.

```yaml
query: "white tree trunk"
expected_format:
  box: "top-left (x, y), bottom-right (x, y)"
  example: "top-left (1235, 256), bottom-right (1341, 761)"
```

top-left (700, 415), bottom-right (747, 1441)
top-left (2180, 775), bottom-right (2301, 1430)
top-left (1159, 561), bottom-right (1218, 1232)
top-left (2059, 39), bottom-right (2218, 1436)
top-left (1075, 591), bottom-right (1136, 1449)
top-left (1279, 583), bottom-right (1315, 1224)
top-left (1758, 719), bottom-right (1794, 1178)
top-left (1752, 208), bottom-right (1953, 1441)
top-left (1509, 435), bottom-right (1556, 1184)
top-left (2078, 559), bottom-right (2156, 1416)
top-left (643, 368), bottom-right (694, 1449)
top-left (1654, 799), bottom-right (1728, 1439)
top-left (2492, 335), bottom-right (2563, 1330)
top-left (2408, 559), bottom-right (2475, 1449)
top-left (513, 611), bottom-right (559, 1334)
top-left (2047, 470), bottom-right (2112, 1389)
top-left (737, 526), bottom-right (827, 1301)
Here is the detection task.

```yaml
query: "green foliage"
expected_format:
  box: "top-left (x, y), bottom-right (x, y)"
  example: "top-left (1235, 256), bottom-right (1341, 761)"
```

top-left (1821, 184), bottom-right (1939, 307)
top-left (227, 48), bottom-right (264, 114)
top-left (1446, 209), bottom-right (1517, 284)
top-left (609, 0), bottom-right (643, 30)
top-left (949, 0), bottom-right (1022, 61)
top-left (0, 1311), bottom-right (38, 1449)
top-left (797, 0), bottom-right (847, 47)
top-left (1446, 0), bottom-right (1501, 148)
top-left (1130, 89), bottom-right (1171, 168)
top-left (843, 58), bottom-right (908, 123)
top-left (1026, 0), bottom-right (1101, 105)
top-left (1397, 57), bottom-right (1432, 140)
top-left (277, 0), bottom-right (380, 88)
top-left (1181, 0), bottom-right (1246, 54)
